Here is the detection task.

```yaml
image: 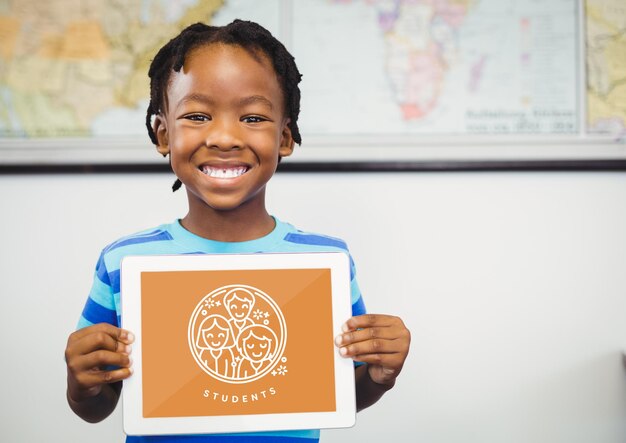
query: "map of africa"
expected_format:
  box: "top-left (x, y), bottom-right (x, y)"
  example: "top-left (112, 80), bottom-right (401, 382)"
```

top-left (0, 0), bottom-right (624, 147)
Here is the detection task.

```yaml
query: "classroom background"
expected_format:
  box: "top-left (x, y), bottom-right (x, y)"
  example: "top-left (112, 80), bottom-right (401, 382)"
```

top-left (2, 172), bottom-right (626, 442)
top-left (1, 0), bottom-right (626, 441)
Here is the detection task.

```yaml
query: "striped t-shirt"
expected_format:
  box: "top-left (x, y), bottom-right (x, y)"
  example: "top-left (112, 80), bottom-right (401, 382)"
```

top-left (78, 218), bottom-right (366, 443)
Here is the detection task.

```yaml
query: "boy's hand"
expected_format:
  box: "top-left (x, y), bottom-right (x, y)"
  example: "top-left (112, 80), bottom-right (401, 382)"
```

top-left (335, 314), bottom-right (410, 387)
top-left (65, 323), bottom-right (134, 403)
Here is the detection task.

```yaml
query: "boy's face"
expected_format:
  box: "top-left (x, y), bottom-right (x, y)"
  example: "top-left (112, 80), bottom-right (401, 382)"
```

top-left (154, 43), bottom-right (293, 213)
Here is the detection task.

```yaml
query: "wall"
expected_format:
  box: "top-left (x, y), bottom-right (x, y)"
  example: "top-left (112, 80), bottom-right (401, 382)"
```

top-left (1, 170), bottom-right (625, 442)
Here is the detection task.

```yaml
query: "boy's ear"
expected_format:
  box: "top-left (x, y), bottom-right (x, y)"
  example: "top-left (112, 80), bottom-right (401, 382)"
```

top-left (279, 119), bottom-right (295, 158)
top-left (153, 115), bottom-right (170, 157)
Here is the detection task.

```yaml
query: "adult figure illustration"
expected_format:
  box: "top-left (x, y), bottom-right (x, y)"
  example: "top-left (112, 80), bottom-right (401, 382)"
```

top-left (195, 314), bottom-right (237, 378)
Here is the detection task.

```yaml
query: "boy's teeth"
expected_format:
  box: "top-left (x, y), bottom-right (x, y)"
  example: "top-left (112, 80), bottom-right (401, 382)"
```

top-left (202, 166), bottom-right (247, 178)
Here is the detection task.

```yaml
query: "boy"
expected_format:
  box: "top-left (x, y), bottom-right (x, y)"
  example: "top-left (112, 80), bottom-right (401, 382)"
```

top-left (65, 20), bottom-right (410, 442)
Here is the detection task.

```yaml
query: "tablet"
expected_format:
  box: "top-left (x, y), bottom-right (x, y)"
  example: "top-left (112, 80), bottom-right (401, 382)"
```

top-left (120, 252), bottom-right (356, 436)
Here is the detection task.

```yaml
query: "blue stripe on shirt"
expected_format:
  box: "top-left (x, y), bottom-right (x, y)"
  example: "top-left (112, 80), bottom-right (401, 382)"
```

top-left (283, 233), bottom-right (347, 251)
top-left (351, 294), bottom-right (366, 316)
top-left (81, 297), bottom-right (118, 326)
top-left (110, 269), bottom-right (121, 294)
top-left (96, 254), bottom-right (111, 286)
top-left (89, 277), bottom-right (116, 310)
top-left (104, 230), bottom-right (173, 253)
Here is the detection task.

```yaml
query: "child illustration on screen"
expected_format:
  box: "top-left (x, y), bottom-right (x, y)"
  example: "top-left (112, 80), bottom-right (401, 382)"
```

top-left (65, 19), bottom-right (411, 443)
top-left (195, 314), bottom-right (236, 378)
top-left (223, 287), bottom-right (255, 337)
top-left (235, 324), bottom-right (278, 379)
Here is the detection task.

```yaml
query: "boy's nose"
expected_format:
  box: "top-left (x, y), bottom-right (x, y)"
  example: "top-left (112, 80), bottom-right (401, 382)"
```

top-left (206, 119), bottom-right (243, 151)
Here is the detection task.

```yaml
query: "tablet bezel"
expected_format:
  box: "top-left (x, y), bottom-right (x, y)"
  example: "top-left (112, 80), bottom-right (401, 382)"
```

top-left (120, 252), bottom-right (356, 436)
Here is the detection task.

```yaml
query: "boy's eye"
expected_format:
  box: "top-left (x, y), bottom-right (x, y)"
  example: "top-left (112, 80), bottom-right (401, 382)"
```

top-left (241, 116), bottom-right (266, 123)
top-left (184, 114), bottom-right (209, 122)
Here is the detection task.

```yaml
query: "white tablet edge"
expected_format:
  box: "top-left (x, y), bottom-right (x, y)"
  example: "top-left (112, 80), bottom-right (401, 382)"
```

top-left (120, 252), bottom-right (356, 435)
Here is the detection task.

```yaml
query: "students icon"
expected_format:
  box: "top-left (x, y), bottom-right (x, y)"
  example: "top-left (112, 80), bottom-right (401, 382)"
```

top-left (223, 287), bottom-right (256, 337)
top-left (188, 284), bottom-right (287, 383)
top-left (195, 314), bottom-right (236, 378)
top-left (236, 324), bottom-right (278, 379)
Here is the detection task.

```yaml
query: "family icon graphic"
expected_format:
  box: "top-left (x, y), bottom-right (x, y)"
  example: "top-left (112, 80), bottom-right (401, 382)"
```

top-left (188, 285), bottom-right (288, 384)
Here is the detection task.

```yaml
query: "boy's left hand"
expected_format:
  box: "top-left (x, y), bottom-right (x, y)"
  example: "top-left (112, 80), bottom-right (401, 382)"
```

top-left (335, 314), bottom-right (410, 386)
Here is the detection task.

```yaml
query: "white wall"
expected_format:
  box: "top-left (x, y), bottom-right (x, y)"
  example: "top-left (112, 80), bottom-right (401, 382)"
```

top-left (1, 171), bottom-right (626, 442)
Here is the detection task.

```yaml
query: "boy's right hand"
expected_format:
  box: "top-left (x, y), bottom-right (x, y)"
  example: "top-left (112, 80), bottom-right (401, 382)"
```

top-left (65, 323), bottom-right (134, 403)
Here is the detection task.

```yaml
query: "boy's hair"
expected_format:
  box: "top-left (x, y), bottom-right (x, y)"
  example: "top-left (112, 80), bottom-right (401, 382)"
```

top-left (145, 19), bottom-right (302, 147)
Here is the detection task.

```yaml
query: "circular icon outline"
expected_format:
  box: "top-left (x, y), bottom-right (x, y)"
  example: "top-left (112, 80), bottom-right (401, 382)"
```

top-left (188, 284), bottom-right (287, 384)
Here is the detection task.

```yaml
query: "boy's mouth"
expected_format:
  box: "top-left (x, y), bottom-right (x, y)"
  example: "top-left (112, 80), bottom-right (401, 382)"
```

top-left (201, 165), bottom-right (249, 178)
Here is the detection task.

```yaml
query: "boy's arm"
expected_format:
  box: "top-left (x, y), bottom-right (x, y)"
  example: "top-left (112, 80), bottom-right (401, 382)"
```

top-left (334, 314), bottom-right (411, 412)
top-left (65, 323), bottom-right (134, 423)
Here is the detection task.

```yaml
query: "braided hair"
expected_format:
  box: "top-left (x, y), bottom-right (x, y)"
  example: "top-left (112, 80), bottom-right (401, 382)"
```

top-left (145, 20), bottom-right (302, 191)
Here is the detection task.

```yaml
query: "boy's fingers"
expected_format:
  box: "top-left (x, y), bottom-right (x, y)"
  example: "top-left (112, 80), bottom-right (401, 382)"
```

top-left (337, 336), bottom-right (405, 358)
top-left (335, 325), bottom-right (405, 346)
top-left (69, 323), bottom-right (134, 345)
top-left (336, 315), bottom-right (410, 349)
top-left (74, 366), bottom-right (134, 391)
top-left (67, 330), bottom-right (132, 361)
top-left (66, 324), bottom-right (134, 364)
top-left (105, 367), bottom-right (134, 383)
top-left (68, 350), bottom-right (133, 375)
top-left (342, 314), bottom-right (404, 332)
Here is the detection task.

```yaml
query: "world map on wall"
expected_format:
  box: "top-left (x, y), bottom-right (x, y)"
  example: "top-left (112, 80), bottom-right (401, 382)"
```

top-left (0, 0), bottom-right (624, 141)
top-left (585, 0), bottom-right (626, 135)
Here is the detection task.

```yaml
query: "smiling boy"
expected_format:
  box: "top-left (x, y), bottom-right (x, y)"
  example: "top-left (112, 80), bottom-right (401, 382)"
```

top-left (153, 43), bottom-right (292, 240)
top-left (65, 20), bottom-right (410, 442)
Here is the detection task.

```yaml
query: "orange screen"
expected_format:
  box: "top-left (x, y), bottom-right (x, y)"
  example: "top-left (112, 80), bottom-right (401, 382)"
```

top-left (140, 268), bottom-right (336, 418)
